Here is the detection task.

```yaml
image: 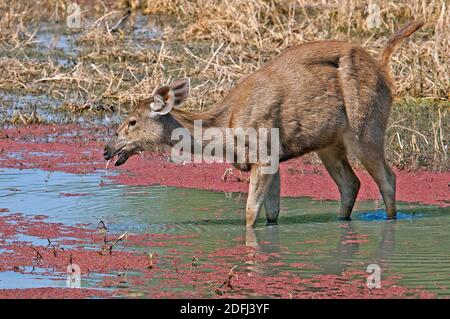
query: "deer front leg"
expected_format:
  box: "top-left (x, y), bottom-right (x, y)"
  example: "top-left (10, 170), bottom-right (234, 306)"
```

top-left (246, 166), bottom-right (275, 227)
top-left (264, 169), bottom-right (280, 225)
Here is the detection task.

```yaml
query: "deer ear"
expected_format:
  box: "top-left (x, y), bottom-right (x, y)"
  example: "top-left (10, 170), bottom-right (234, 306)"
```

top-left (170, 78), bottom-right (190, 107)
top-left (150, 78), bottom-right (190, 118)
top-left (150, 85), bottom-right (172, 117)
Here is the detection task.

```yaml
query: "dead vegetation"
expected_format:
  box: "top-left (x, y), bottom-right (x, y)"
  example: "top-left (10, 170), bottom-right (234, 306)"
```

top-left (211, 264), bottom-right (239, 295)
top-left (0, 0), bottom-right (448, 169)
top-left (147, 252), bottom-right (154, 269)
top-left (99, 231), bottom-right (128, 255)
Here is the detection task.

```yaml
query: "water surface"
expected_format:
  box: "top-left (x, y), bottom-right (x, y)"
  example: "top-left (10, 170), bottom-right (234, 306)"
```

top-left (1, 168), bottom-right (449, 297)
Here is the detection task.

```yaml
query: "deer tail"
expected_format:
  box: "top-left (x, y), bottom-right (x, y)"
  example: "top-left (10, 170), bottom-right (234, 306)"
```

top-left (379, 20), bottom-right (424, 68)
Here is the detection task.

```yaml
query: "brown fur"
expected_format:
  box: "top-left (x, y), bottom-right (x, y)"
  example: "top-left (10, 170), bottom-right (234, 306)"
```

top-left (104, 21), bottom-right (423, 227)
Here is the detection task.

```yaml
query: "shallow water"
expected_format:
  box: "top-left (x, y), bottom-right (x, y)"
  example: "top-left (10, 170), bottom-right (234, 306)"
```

top-left (0, 167), bottom-right (449, 297)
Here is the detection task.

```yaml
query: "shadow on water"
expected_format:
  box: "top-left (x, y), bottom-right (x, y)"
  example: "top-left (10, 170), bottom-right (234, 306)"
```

top-left (244, 220), bottom-right (397, 276)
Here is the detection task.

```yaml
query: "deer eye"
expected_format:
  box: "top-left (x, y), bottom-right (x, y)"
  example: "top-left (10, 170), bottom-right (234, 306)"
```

top-left (129, 118), bottom-right (137, 126)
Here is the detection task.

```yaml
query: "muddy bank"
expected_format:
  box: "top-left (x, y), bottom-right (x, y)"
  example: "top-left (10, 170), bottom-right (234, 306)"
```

top-left (0, 124), bottom-right (448, 207)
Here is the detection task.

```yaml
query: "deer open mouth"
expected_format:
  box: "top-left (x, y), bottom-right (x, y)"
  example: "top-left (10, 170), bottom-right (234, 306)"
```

top-left (104, 145), bottom-right (133, 167)
top-left (113, 149), bottom-right (130, 166)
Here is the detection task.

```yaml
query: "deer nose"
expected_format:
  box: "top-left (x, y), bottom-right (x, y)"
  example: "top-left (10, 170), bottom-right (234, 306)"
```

top-left (103, 148), bottom-right (111, 160)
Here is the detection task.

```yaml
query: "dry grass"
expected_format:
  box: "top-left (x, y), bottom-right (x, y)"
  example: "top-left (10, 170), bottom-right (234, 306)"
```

top-left (0, 0), bottom-right (448, 169)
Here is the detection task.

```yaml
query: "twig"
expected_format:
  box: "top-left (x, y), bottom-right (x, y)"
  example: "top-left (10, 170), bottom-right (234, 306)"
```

top-left (52, 246), bottom-right (58, 257)
top-left (97, 220), bottom-right (108, 244)
top-left (219, 264), bottom-right (238, 289)
top-left (221, 168), bottom-right (233, 182)
top-left (99, 232), bottom-right (128, 255)
top-left (109, 10), bottom-right (131, 33)
top-left (30, 246), bottom-right (43, 261)
top-left (147, 252), bottom-right (153, 269)
top-left (221, 168), bottom-right (249, 183)
top-left (214, 264), bottom-right (240, 295)
top-left (190, 256), bottom-right (199, 271)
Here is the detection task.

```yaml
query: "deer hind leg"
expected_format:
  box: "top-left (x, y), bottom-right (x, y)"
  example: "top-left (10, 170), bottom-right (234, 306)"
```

top-left (317, 144), bottom-right (360, 220)
top-left (246, 165), bottom-right (276, 227)
top-left (264, 169), bottom-right (280, 225)
top-left (349, 140), bottom-right (397, 219)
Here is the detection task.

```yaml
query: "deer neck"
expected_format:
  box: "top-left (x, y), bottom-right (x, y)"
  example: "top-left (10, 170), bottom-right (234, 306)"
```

top-left (163, 103), bottom-right (229, 149)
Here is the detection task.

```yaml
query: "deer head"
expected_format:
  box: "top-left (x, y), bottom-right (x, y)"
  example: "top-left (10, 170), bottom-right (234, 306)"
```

top-left (103, 78), bottom-right (190, 166)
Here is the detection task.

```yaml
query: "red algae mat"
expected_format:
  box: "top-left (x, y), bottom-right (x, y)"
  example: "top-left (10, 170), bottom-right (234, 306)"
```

top-left (0, 288), bottom-right (113, 299)
top-left (0, 124), bottom-right (448, 207)
top-left (0, 212), bottom-right (436, 298)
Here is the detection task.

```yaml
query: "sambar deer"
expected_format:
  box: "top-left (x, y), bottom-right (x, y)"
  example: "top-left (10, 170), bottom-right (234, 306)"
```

top-left (104, 21), bottom-right (423, 227)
